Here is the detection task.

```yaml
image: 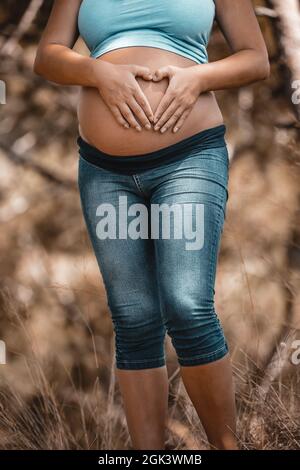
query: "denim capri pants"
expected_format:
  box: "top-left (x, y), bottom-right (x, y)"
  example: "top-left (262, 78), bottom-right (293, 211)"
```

top-left (77, 125), bottom-right (230, 369)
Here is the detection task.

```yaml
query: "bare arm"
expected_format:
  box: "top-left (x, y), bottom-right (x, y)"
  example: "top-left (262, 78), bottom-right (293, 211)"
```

top-left (196, 0), bottom-right (271, 92)
top-left (152, 0), bottom-right (270, 131)
top-left (33, 0), bottom-right (98, 87)
top-left (33, 0), bottom-right (154, 129)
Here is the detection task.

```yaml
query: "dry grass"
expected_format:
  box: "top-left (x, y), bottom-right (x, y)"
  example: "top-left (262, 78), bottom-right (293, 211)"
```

top-left (0, 286), bottom-right (300, 450)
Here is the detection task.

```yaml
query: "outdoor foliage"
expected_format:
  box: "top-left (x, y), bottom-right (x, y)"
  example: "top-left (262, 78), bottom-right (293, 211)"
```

top-left (0, 0), bottom-right (299, 450)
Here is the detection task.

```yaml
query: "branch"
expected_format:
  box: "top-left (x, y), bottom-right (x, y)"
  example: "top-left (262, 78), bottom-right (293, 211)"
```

top-left (0, 141), bottom-right (77, 190)
top-left (266, 0), bottom-right (300, 120)
top-left (0, 0), bottom-right (45, 55)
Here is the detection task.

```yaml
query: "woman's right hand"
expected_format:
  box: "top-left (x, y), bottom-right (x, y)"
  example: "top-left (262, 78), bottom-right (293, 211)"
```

top-left (92, 60), bottom-right (155, 131)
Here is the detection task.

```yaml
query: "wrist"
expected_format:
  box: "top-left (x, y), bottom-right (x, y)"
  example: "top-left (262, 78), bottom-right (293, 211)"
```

top-left (193, 63), bottom-right (212, 94)
top-left (86, 57), bottom-right (100, 87)
top-left (86, 57), bottom-right (111, 88)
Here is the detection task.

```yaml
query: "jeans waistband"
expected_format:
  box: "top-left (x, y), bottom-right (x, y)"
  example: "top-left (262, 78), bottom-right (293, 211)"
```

top-left (77, 124), bottom-right (227, 175)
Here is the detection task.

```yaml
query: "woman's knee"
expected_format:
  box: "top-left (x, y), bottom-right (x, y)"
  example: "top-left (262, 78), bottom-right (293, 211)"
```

top-left (110, 302), bottom-right (167, 370)
top-left (161, 291), bottom-right (228, 367)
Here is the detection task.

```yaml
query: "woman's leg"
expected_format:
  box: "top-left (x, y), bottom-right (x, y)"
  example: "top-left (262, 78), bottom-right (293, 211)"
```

top-left (180, 355), bottom-right (237, 450)
top-left (117, 367), bottom-right (168, 449)
top-left (77, 156), bottom-right (168, 449)
top-left (140, 145), bottom-right (237, 449)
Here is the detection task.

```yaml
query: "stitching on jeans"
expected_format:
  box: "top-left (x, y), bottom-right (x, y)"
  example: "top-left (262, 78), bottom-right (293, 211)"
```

top-left (207, 203), bottom-right (223, 288)
top-left (117, 356), bottom-right (166, 364)
top-left (132, 174), bottom-right (147, 196)
top-left (178, 344), bottom-right (228, 362)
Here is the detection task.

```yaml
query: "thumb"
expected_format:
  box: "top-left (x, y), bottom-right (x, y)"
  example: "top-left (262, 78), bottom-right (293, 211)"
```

top-left (152, 66), bottom-right (172, 81)
top-left (131, 65), bottom-right (153, 80)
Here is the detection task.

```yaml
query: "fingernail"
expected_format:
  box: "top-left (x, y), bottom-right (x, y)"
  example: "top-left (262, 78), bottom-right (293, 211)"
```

top-left (154, 126), bottom-right (159, 131)
top-left (160, 127), bottom-right (166, 133)
top-left (124, 123), bottom-right (129, 128)
top-left (173, 127), bottom-right (178, 133)
top-left (145, 123), bottom-right (151, 130)
top-left (136, 126), bottom-right (142, 131)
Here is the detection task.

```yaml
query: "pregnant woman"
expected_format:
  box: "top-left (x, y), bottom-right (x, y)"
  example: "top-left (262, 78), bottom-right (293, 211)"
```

top-left (34, 0), bottom-right (269, 450)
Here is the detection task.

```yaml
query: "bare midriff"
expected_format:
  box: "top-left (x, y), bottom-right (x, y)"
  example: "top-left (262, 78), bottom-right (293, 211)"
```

top-left (77, 47), bottom-right (224, 156)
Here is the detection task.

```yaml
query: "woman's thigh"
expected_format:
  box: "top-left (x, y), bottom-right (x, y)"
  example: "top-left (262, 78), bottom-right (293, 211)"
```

top-left (77, 156), bottom-right (163, 318)
top-left (143, 146), bottom-right (229, 315)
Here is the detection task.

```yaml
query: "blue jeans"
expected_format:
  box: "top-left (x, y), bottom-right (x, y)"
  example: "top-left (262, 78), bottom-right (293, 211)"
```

top-left (77, 127), bottom-right (230, 369)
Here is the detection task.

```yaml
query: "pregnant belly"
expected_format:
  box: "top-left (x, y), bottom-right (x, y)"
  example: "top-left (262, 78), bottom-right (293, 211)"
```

top-left (77, 47), bottom-right (224, 156)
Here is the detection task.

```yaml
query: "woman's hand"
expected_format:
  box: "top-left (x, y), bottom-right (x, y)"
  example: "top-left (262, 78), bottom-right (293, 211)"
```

top-left (152, 65), bottom-right (203, 134)
top-left (93, 61), bottom-right (155, 131)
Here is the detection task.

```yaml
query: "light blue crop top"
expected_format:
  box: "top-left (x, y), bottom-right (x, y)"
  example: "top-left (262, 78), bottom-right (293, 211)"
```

top-left (78, 0), bottom-right (216, 65)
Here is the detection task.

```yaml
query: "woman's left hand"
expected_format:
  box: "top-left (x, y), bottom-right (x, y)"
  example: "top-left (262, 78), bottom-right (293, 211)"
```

top-left (151, 65), bottom-right (203, 134)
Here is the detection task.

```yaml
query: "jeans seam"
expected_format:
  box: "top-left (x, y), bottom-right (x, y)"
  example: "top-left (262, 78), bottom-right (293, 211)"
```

top-left (132, 174), bottom-right (148, 197)
top-left (178, 344), bottom-right (228, 361)
top-left (116, 355), bottom-right (166, 364)
top-left (208, 203), bottom-right (223, 288)
top-left (152, 236), bottom-right (168, 326)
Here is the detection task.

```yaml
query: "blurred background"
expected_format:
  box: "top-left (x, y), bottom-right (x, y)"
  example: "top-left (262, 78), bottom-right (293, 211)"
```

top-left (0, 0), bottom-right (299, 450)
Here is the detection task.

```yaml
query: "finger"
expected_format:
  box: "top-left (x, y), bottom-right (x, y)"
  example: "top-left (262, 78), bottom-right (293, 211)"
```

top-left (133, 88), bottom-right (154, 124)
top-left (173, 108), bottom-right (192, 133)
top-left (158, 106), bottom-right (186, 134)
top-left (152, 66), bottom-right (173, 82)
top-left (127, 96), bottom-right (152, 129)
top-left (110, 104), bottom-right (130, 129)
top-left (131, 65), bottom-right (153, 81)
top-left (153, 90), bottom-right (176, 125)
top-left (154, 96), bottom-right (178, 130)
top-left (119, 102), bottom-right (142, 131)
